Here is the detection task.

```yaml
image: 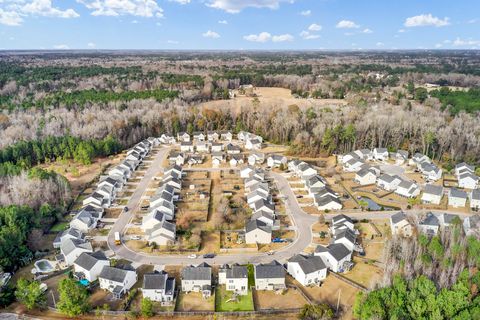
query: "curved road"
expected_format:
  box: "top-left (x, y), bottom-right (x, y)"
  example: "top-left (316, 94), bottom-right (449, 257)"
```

top-left (107, 147), bottom-right (474, 266)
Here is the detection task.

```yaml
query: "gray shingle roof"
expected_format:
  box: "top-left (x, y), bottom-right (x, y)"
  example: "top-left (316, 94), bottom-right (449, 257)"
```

top-left (424, 184), bottom-right (443, 196)
top-left (327, 243), bottom-right (351, 261)
top-left (246, 219), bottom-right (271, 234)
top-left (61, 238), bottom-right (92, 256)
top-left (223, 265), bottom-right (248, 279)
top-left (288, 254), bottom-right (326, 274)
top-left (334, 228), bottom-right (356, 244)
top-left (74, 251), bottom-right (108, 271)
top-left (420, 212), bottom-right (440, 227)
top-left (182, 263), bottom-right (212, 281)
top-left (99, 266), bottom-right (133, 283)
top-left (143, 272), bottom-right (167, 290)
top-left (472, 189), bottom-right (480, 201)
top-left (255, 261), bottom-right (285, 279)
top-left (390, 212), bottom-right (407, 225)
top-left (450, 188), bottom-right (467, 199)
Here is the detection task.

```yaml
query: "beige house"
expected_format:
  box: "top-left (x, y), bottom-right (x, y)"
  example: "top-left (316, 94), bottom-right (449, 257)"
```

top-left (390, 212), bottom-right (413, 237)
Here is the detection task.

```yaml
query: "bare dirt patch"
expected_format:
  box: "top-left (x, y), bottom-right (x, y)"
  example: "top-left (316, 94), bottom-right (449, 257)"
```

top-left (254, 288), bottom-right (307, 310)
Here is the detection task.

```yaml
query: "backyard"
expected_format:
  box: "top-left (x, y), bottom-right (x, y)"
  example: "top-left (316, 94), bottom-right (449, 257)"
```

top-left (215, 286), bottom-right (254, 312)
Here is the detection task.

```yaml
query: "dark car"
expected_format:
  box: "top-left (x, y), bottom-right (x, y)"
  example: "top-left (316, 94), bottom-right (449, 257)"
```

top-left (124, 206), bottom-right (129, 212)
top-left (203, 253), bottom-right (215, 258)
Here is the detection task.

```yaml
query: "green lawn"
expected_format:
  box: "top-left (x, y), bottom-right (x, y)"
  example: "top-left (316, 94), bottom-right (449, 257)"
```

top-left (50, 221), bottom-right (69, 232)
top-left (215, 286), bottom-right (254, 312)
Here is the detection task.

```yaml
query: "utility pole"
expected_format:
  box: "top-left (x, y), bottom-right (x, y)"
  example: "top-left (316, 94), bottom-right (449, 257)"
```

top-left (51, 291), bottom-right (56, 308)
top-left (336, 289), bottom-right (341, 312)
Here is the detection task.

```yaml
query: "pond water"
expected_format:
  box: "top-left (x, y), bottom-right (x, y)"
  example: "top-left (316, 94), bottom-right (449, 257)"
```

top-left (359, 197), bottom-right (396, 211)
top-left (34, 259), bottom-right (55, 273)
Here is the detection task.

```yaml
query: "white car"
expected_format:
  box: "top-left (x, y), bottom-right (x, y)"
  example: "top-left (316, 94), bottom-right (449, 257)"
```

top-left (130, 235), bottom-right (141, 240)
top-left (188, 254), bottom-right (197, 259)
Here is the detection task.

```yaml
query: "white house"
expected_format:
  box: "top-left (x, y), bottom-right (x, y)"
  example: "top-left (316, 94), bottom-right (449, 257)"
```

top-left (355, 168), bottom-right (377, 185)
top-left (458, 173), bottom-right (479, 190)
top-left (395, 180), bottom-right (420, 198)
top-left (252, 199), bottom-right (275, 214)
top-left (245, 138), bottom-right (262, 150)
top-left (330, 214), bottom-right (355, 235)
top-left (463, 215), bottom-right (480, 236)
top-left (448, 188), bottom-right (468, 208)
top-left (455, 162), bottom-right (475, 176)
top-left (418, 162), bottom-right (442, 181)
top-left (70, 206), bottom-right (103, 233)
top-left (333, 228), bottom-right (356, 251)
top-left (99, 266), bottom-right (137, 299)
top-left (389, 212), bottom-right (413, 237)
top-left (245, 219), bottom-right (272, 244)
top-left (196, 142), bottom-right (210, 153)
top-left (229, 154), bottom-right (244, 167)
top-left (149, 200), bottom-right (175, 220)
top-left (248, 152), bottom-right (265, 166)
top-left (181, 262), bottom-right (212, 298)
top-left (220, 131), bottom-right (233, 141)
top-left (145, 220), bottom-right (176, 246)
top-left (421, 184), bottom-right (444, 205)
top-left (82, 192), bottom-right (106, 208)
top-left (211, 143), bottom-right (223, 153)
top-left (180, 141), bottom-right (195, 153)
top-left (218, 265), bottom-right (249, 295)
top-left (395, 150), bottom-right (409, 165)
top-left (314, 194), bottom-right (342, 211)
top-left (73, 251), bottom-right (110, 282)
top-left (287, 254), bottom-right (327, 287)
top-left (207, 131), bottom-right (219, 142)
top-left (240, 166), bottom-right (254, 179)
top-left (142, 210), bottom-right (168, 232)
top-left (254, 261), bottom-right (286, 291)
top-left (439, 213), bottom-right (460, 228)
top-left (177, 132), bottom-right (190, 142)
top-left (314, 243), bottom-right (352, 273)
top-left (376, 174), bottom-right (402, 191)
top-left (353, 149), bottom-right (373, 161)
top-left (267, 155), bottom-right (287, 168)
top-left (226, 143), bottom-right (241, 154)
top-left (418, 212), bottom-right (440, 236)
top-left (159, 134), bottom-right (175, 144)
top-left (251, 210), bottom-right (275, 226)
top-left (193, 132), bottom-right (205, 142)
top-left (297, 163), bottom-right (317, 179)
top-left (411, 153), bottom-right (430, 166)
top-left (373, 148), bottom-right (389, 161)
top-left (142, 272), bottom-right (175, 303)
top-left (343, 158), bottom-right (365, 172)
top-left (60, 238), bottom-right (93, 266)
top-left (471, 189), bottom-right (480, 210)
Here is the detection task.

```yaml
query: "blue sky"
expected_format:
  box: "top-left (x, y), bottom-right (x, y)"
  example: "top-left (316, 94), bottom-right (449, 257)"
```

top-left (0, 0), bottom-right (478, 50)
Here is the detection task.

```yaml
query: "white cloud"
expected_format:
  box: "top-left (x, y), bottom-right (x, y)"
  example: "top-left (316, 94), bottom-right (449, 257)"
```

top-left (87, 42), bottom-right (96, 48)
top-left (53, 44), bottom-right (69, 49)
top-left (169, 0), bottom-right (190, 4)
top-left (202, 30), bottom-right (220, 38)
top-left (218, 19), bottom-right (227, 24)
top-left (167, 40), bottom-right (179, 44)
top-left (300, 10), bottom-right (311, 16)
top-left (468, 18), bottom-right (478, 24)
top-left (362, 28), bottom-right (372, 33)
top-left (0, 8), bottom-right (23, 26)
top-left (300, 30), bottom-right (319, 40)
top-left (131, 19), bottom-right (138, 23)
top-left (78, 0), bottom-right (164, 18)
top-left (21, 0), bottom-right (79, 18)
top-left (435, 43), bottom-right (442, 48)
top-left (207, 0), bottom-right (291, 14)
top-left (452, 37), bottom-right (480, 47)
top-left (272, 33), bottom-right (293, 42)
top-left (376, 42), bottom-right (384, 47)
top-left (404, 14), bottom-right (450, 27)
top-left (308, 23), bottom-right (321, 31)
top-left (336, 20), bottom-right (359, 29)
top-left (398, 29), bottom-right (405, 33)
top-left (243, 31), bottom-right (271, 42)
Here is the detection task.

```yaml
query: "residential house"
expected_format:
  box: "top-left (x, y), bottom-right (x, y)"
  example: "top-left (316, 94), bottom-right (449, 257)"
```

top-left (314, 243), bottom-right (352, 273)
top-left (245, 138), bottom-right (262, 150)
top-left (211, 143), bottom-right (223, 153)
top-left (377, 174), bottom-right (402, 191)
top-left (419, 162), bottom-right (442, 181)
top-left (53, 227), bottom-right (84, 249)
top-left (207, 131), bottom-right (219, 142)
top-left (82, 192), bottom-right (106, 208)
top-left (458, 172), bottom-right (479, 189)
top-left (60, 238), bottom-right (93, 266)
top-left (471, 189), bottom-right (480, 210)
top-left (99, 266), bottom-right (137, 299)
top-left (193, 132), bottom-right (205, 142)
top-left (267, 155), bottom-right (287, 168)
top-left (229, 154), bottom-right (244, 167)
top-left (330, 214), bottom-right (355, 235)
top-left (333, 228), bottom-right (356, 251)
top-left (463, 215), bottom-right (480, 236)
top-left (343, 158), bottom-right (365, 172)
top-left (248, 152), bottom-right (265, 166)
top-left (251, 210), bottom-right (275, 226)
top-left (218, 265), bottom-right (248, 295)
top-left (196, 142), bottom-right (210, 153)
top-left (177, 132), bottom-right (190, 142)
top-left (142, 210), bottom-right (168, 231)
top-left (245, 219), bottom-right (272, 244)
top-left (395, 150), bottom-right (409, 165)
top-left (395, 180), bottom-right (420, 198)
top-left (439, 213), bottom-right (460, 228)
top-left (145, 220), bottom-right (176, 246)
top-left (181, 263), bottom-right (212, 298)
top-left (159, 134), bottom-right (175, 144)
top-left (73, 251), bottom-right (110, 282)
top-left (149, 200), bottom-right (175, 219)
top-left (70, 206), bottom-right (103, 233)
top-left (355, 168), bottom-right (377, 185)
top-left (418, 212), bottom-right (440, 235)
top-left (373, 148), bottom-right (389, 161)
top-left (390, 212), bottom-right (413, 237)
top-left (287, 254), bottom-right (327, 287)
top-left (226, 143), bottom-right (241, 154)
top-left (142, 272), bottom-right (175, 303)
top-left (353, 149), bottom-right (373, 161)
top-left (410, 153), bottom-right (430, 166)
top-left (220, 131), bottom-right (233, 142)
top-left (421, 184), bottom-right (444, 205)
top-left (252, 199), bottom-right (274, 214)
top-left (180, 141), bottom-right (194, 153)
top-left (314, 194), bottom-right (342, 211)
top-left (187, 155), bottom-right (204, 165)
top-left (448, 188), bottom-right (468, 208)
top-left (254, 261), bottom-right (286, 291)
top-left (455, 162), bottom-right (475, 176)
top-left (169, 152), bottom-right (185, 166)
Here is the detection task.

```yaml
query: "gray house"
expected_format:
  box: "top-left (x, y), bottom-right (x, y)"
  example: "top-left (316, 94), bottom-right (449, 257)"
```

top-left (181, 263), bottom-right (212, 298)
top-left (254, 261), bottom-right (286, 291)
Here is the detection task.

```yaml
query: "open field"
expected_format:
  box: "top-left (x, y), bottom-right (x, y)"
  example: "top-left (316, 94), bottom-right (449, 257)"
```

top-left (176, 291), bottom-right (215, 311)
top-left (254, 288), bottom-right (308, 310)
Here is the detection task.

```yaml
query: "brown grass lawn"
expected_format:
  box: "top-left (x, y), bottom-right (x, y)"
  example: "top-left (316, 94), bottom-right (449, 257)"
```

top-left (254, 289), bottom-right (307, 310)
top-left (176, 291), bottom-right (215, 311)
top-left (200, 231), bottom-right (220, 253)
top-left (89, 288), bottom-right (124, 311)
top-left (343, 258), bottom-right (383, 289)
top-left (104, 208), bottom-right (122, 219)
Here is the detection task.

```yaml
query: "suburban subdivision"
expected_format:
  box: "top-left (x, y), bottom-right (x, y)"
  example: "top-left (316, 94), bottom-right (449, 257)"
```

top-left (1, 49), bottom-right (480, 320)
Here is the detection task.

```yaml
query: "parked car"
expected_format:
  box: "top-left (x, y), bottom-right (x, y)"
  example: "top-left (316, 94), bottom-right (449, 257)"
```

top-left (188, 254), bottom-right (197, 259)
top-left (130, 235), bottom-right (141, 240)
top-left (203, 253), bottom-right (215, 258)
top-left (124, 206), bottom-right (129, 212)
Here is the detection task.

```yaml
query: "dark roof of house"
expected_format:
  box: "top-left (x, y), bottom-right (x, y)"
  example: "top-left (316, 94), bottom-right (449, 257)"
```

top-left (61, 238), bottom-right (92, 256)
top-left (334, 228), bottom-right (356, 244)
top-left (288, 254), bottom-right (326, 274)
top-left (315, 194), bottom-right (341, 207)
top-left (472, 189), bottom-right (480, 201)
top-left (143, 272), bottom-right (168, 290)
top-left (424, 184), bottom-right (443, 196)
top-left (182, 263), bottom-right (212, 281)
top-left (390, 212), bottom-right (408, 225)
top-left (74, 251), bottom-right (108, 270)
top-left (450, 188), bottom-right (468, 199)
top-left (442, 213), bottom-right (459, 225)
top-left (420, 212), bottom-right (440, 227)
top-left (99, 266), bottom-right (133, 283)
top-left (223, 265), bottom-right (248, 279)
top-left (327, 243), bottom-right (352, 261)
top-left (255, 261), bottom-right (285, 279)
top-left (332, 214), bottom-right (353, 225)
top-left (246, 219), bottom-right (271, 234)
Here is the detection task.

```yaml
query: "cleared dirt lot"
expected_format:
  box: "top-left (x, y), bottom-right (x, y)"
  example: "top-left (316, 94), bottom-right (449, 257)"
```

top-left (176, 291), bottom-right (215, 311)
top-left (254, 288), bottom-right (307, 310)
